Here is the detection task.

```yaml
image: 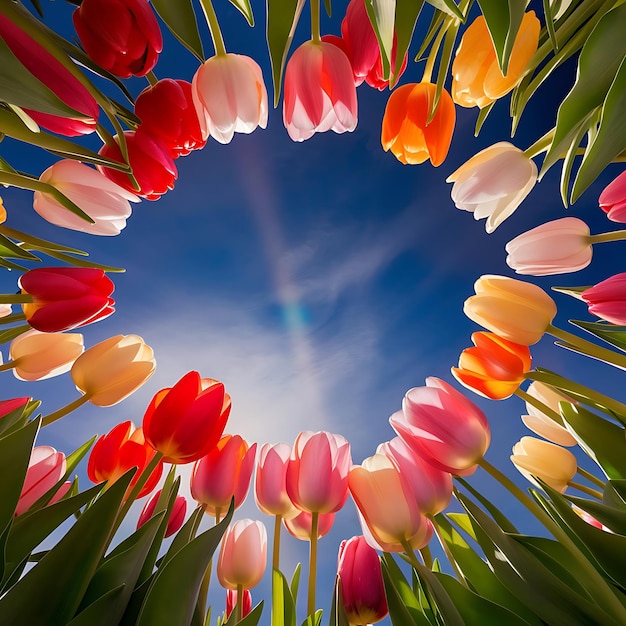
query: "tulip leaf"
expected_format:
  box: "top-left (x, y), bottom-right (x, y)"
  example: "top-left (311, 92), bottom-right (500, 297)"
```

top-left (364, 0), bottom-right (396, 81)
top-left (227, 0), bottom-right (255, 26)
top-left (300, 609), bottom-right (323, 626)
top-left (568, 320), bottom-right (626, 355)
top-left (541, 0), bottom-right (558, 53)
top-left (136, 502), bottom-right (234, 626)
top-left (391, 0), bottom-right (425, 86)
top-left (566, 493), bottom-right (626, 536)
top-left (157, 504), bottom-right (202, 573)
top-left (0, 225), bottom-right (89, 255)
top-left (412, 561), bottom-right (465, 626)
top-left (224, 601), bottom-right (264, 625)
top-left (0, 233), bottom-right (39, 261)
top-left (289, 562), bottom-right (301, 599)
top-left (604, 480), bottom-right (626, 510)
top-left (0, 400), bottom-right (36, 438)
top-left (454, 479), bottom-right (518, 533)
top-left (145, 0), bottom-right (205, 61)
top-left (118, 576), bottom-right (153, 626)
top-left (415, 9), bottom-right (446, 60)
top-left (475, 101), bottom-right (495, 136)
top-left (559, 113), bottom-right (595, 206)
top-left (425, 0), bottom-right (463, 20)
top-left (67, 586), bottom-right (126, 626)
top-left (272, 568), bottom-right (297, 626)
top-left (328, 576), bottom-right (350, 626)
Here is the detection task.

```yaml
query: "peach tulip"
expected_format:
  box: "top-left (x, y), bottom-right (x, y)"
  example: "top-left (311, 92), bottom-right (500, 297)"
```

top-left (255, 442), bottom-right (299, 518)
top-left (217, 519), bottom-right (267, 590)
top-left (71, 334), bottom-right (155, 406)
top-left (464, 275), bottom-right (557, 346)
top-left (505, 217), bottom-right (592, 275)
top-left (8, 329), bottom-right (84, 381)
top-left (137, 489), bottom-right (187, 537)
top-left (286, 431), bottom-right (351, 514)
top-left (34, 160), bottom-right (138, 236)
top-left (192, 53), bottom-right (268, 145)
top-left (283, 510), bottom-right (335, 541)
top-left (452, 332), bottom-right (532, 400)
top-left (283, 40), bottom-right (358, 142)
top-left (381, 82), bottom-right (455, 166)
top-left (447, 142), bottom-right (537, 233)
top-left (582, 273), bottom-right (626, 326)
top-left (390, 378), bottom-right (490, 476)
top-left (452, 12), bottom-right (540, 108)
top-left (511, 436), bottom-right (577, 493)
top-left (599, 170), bottom-right (626, 222)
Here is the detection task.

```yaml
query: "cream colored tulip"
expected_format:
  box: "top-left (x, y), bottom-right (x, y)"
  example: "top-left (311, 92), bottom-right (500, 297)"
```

top-left (521, 382), bottom-right (577, 446)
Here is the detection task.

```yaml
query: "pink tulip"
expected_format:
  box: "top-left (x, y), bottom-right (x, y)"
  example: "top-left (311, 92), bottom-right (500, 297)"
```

top-left (192, 53), bottom-right (268, 145)
top-left (225, 589), bottom-right (252, 620)
top-left (217, 519), bottom-right (267, 590)
top-left (582, 273), bottom-right (626, 326)
top-left (16, 446), bottom-right (66, 516)
top-left (0, 397), bottom-right (30, 420)
top-left (286, 431), bottom-right (351, 514)
top-left (337, 536), bottom-right (388, 625)
top-left (599, 170), bottom-right (626, 222)
top-left (390, 378), bottom-right (490, 476)
top-left (505, 217), bottom-right (592, 276)
top-left (378, 437), bottom-right (452, 516)
top-left (137, 489), bottom-right (187, 538)
top-left (191, 435), bottom-right (257, 517)
top-left (283, 41), bottom-right (358, 142)
top-left (34, 160), bottom-right (138, 236)
top-left (255, 442), bottom-right (299, 518)
top-left (283, 510), bottom-right (335, 541)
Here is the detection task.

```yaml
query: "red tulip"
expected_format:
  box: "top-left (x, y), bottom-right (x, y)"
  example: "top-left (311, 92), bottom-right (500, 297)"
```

top-left (217, 519), bottom-right (267, 590)
top-left (225, 589), bottom-right (252, 621)
top-left (337, 536), bottom-right (388, 625)
top-left (599, 170), bottom-right (626, 222)
top-left (255, 442), bottom-right (299, 518)
top-left (16, 446), bottom-right (67, 516)
top-left (135, 79), bottom-right (206, 157)
top-left (73, 0), bottom-right (162, 78)
top-left (137, 489), bottom-right (187, 537)
top-left (142, 371), bottom-right (231, 464)
top-left (87, 421), bottom-right (163, 498)
top-left (283, 509), bottom-right (335, 541)
top-left (0, 397), bottom-right (31, 421)
top-left (582, 273), bottom-right (626, 326)
top-left (18, 267), bottom-right (114, 333)
top-left (98, 130), bottom-right (177, 200)
top-left (0, 14), bottom-right (98, 136)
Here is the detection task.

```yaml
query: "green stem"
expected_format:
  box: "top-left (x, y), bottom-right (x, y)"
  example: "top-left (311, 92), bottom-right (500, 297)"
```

top-left (419, 543), bottom-right (433, 569)
top-left (589, 229), bottom-right (626, 244)
top-left (146, 71), bottom-right (159, 86)
top-left (578, 466), bottom-right (606, 489)
top-left (0, 361), bottom-right (16, 373)
top-left (400, 539), bottom-right (422, 570)
top-left (523, 128), bottom-right (555, 158)
top-left (0, 312), bottom-right (27, 325)
top-left (307, 511), bottom-right (319, 617)
top-left (41, 394), bottom-right (91, 427)
top-left (429, 516), bottom-right (468, 587)
top-left (96, 123), bottom-right (117, 149)
top-left (0, 294), bottom-right (33, 304)
top-left (273, 514), bottom-right (282, 571)
top-left (310, 0), bottom-right (321, 42)
top-left (421, 19), bottom-right (448, 84)
top-left (199, 0), bottom-right (227, 56)
top-left (515, 387), bottom-right (564, 425)
top-left (236, 583), bottom-right (243, 622)
top-left (569, 481), bottom-right (603, 499)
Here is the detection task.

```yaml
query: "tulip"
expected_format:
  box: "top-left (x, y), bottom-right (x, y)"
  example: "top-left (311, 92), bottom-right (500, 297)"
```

top-left (0, 397), bottom-right (31, 420)
top-left (98, 130), bottom-right (177, 200)
top-left (381, 82), bottom-right (455, 166)
top-left (225, 589), bottom-right (252, 621)
top-left (377, 437), bottom-right (452, 516)
top-left (390, 378), bottom-right (490, 475)
top-left (191, 54), bottom-right (268, 145)
top-left (599, 170), bottom-right (626, 222)
top-left (0, 14), bottom-right (98, 135)
top-left (521, 382), bottom-right (577, 446)
top-left (464, 275), bottom-right (557, 346)
top-left (71, 334), bottom-right (155, 406)
top-left (19, 267), bottom-right (115, 333)
top-left (283, 510), bottom-right (335, 541)
top-left (283, 40), bottom-right (358, 142)
top-left (137, 489), bottom-right (187, 537)
top-left (217, 519), bottom-right (267, 590)
top-left (451, 332), bottom-right (532, 400)
top-left (255, 442), bottom-right (299, 518)
top-left (511, 436), bottom-right (577, 493)
top-left (34, 160), bottom-right (138, 236)
top-left (7, 329), bottom-right (84, 381)
top-left (349, 453), bottom-right (432, 551)
top-left (191, 435), bottom-right (257, 518)
top-left (505, 217), bottom-right (593, 276)
top-left (337, 536), bottom-right (388, 625)
top-left (142, 371), bottom-right (231, 464)
top-left (286, 431), bottom-right (351, 514)
top-left (582, 273), bottom-right (626, 326)
top-left (446, 142), bottom-right (537, 233)
top-left (88, 421), bottom-right (162, 498)
top-left (452, 12), bottom-right (539, 108)
top-left (73, 0), bottom-right (162, 78)
top-left (15, 446), bottom-right (67, 516)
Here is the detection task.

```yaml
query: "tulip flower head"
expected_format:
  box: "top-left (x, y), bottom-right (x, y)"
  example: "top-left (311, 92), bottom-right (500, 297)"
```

top-left (34, 160), bottom-right (138, 236)
top-left (283, 40), bottom-right (358, 142)
top-left (192, 53), bottom-right (268, 145)
top-left (447, 142), bottom-right (537, 233)
top-left (452, 332), bottom-right (532, 400)
top-left (0, 397), bottom-right (31, 422)
top-left (505, 217), bottom-right (592, 275)
top-left (452, 12), bottom-right (540, 108)
top-left (137, 489), bottom-right (187, 537)
top-left (464, 275), bottom-right (557, 346)
top-left (16, 446), bottom-right (67, 516)
top-left (73, 0), bottom-right (162, 78)
top-left (283, 510), bottom-right (336, 541)
top-left (582, 273), bottom-right (626, 326)
top-left (390, 378), bottom-right (491, 475)
top-left (225, 589), bottom-right (252, 621)
top-left (599, 170), bottom-right (626, 222)
top-left (143, 371), bottom-right (231, 464)
top-left (521, 382), bottom-right (577, 446)
top-left (255, 442), bottom-right (299, 518)
top-left (217, 519), bottom-right (267, 590)
top-left (337, 536), bottom-right (388, 625)
top-left (19, 267), bottom-right (115, 333)
top-left (72, 334), bottom-right (155, 406)
top-left (381, 82), bottom-right (455, 166)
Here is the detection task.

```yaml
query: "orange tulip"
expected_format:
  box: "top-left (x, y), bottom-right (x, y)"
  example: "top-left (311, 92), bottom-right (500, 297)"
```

top-left (452, 332), bottom-right (531, 400)
top-left (381, 82), bottom-right (455, 166)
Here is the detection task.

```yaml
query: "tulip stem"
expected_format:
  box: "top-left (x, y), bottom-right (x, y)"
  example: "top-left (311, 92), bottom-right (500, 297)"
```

top-left (146, 71), bottom-right (159, 86)
top-left (421, 20), bottom-right (448, 84)
top-left (589, 229), bottom-right (626, 244)
top-left (236, 584), bottom-right (243, 622)
top-left (419, 544), bottom-right (433, 569)
top-left (0, 361), bottom-right (15, 373)
top-left (400, 539), bottom-right (422, 571)
top-left (273, 514), bottom-right (282, 571)
top-left (0, 312), bottom-right (26, 325)
top-left (523, 128), bottom-right (554, 159)
top-left (515, 387), bottom-right (564, 425)
top-left (0, 293), bottom-right (32, 304)
top-left (578, 466), bottom-right (606, 489)
top-left (429, 516), bottom-right (468, 587)
top-left (310, 0), bottom-right (321, 42)
top-left (41, 394), bottom-right (91, 427)
top-left (307, 511), bottom-right (319, 617)
top-left (199, 0), bottom-right (227, 56)
top-left (568, 481), bottom-right (603, 499)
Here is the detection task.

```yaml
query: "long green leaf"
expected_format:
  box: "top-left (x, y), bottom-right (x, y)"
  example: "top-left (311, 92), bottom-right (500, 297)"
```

top-left (272, 568), bottom-right (296, 626)
top-left (566, 492), bottom-right (626, 536)
top-left (227, 0), bottom-right (255, 26)
top-left (392, 0), bottom-right (425, 86)
top-left (381, 554), bottom-right (431, 625)
top-left (67, 586), bottom-right (126, 626)
top-left (151, 0), bottom-right (204, 61)
top-left (426, 0), bottom-right (463, 19)
top-left (364, 0), bottom-right (396, 80)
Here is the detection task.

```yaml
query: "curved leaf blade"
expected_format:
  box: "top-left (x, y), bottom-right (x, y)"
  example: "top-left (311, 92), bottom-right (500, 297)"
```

top-left (150, 0), bottom-right (204, 61)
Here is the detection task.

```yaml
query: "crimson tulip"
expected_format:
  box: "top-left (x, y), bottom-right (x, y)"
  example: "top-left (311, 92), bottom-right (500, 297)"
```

top-left (599, 170), bottom-right (626, 222)
top-left (217, 519), bottom-right (267, 590)
top-left (142, 371), bottom-right (231, 464)
top-left (582, 273), bottom-right (626, 326)
top-left (73, 0), bottom-right (162, 78)
top-left (19, 267), bottom-right (115, 333)
top-left (137, 489), bottom-right (187, 537)
top-left (0, 397), bottom-right (30, 420)
top-left (283, 510), bottom-right (336, 541)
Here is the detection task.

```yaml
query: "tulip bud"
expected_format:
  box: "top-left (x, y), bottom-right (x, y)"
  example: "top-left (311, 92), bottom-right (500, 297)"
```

top-left (521, 382), bottom-right (577, 446)
top-left (283, 510), bottom-right (335, 541)
top-left (599, 170), bottom-right (626, 222)
top-left (16, 446), bottom-right (67, 516)
top-left (255, 442), bottom-right (299, 518)
top-left (582, 273), bottom-right (626, 326)
top-left (217, 519), bottom-right (267, 590)
top-left (137, 489), bottom-right (187, 537)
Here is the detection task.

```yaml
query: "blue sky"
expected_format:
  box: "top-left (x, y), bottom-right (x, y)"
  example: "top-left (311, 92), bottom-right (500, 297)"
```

top-left (2, 0), bottom-right (626, 621)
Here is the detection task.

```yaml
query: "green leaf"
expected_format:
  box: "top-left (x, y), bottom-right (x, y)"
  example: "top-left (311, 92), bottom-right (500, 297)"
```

top-left (604, 480), bottom-right (626, 510)
top-left (381, 554), bottom-right (431, 625)
top-left (391, 0), bottom-right (425, 85)
top-left (0, 326), bottom-right (30, 345)
top-left (151, 0), bottom-right (204, 61)
top-left (0, 399), bottom-right (37, 438)
top-left (328, 576), bottom-right (350, 626)
top-left (299, 609), bottom-right (323, 626)
top-left (454, 479), bottom-right (518, 533)
top-left (426, 0), bottom-right (464, 19)
top-left (364, 0), bottom-right (396, 81)
top-left (559, 111), bottom-right (595, 206)
top-left (224, 601), bottom-right (264, 625)
top-left (475, 101), bottom-right (494, 136)
top-left (0, 225), bottom-right (90, 255)
top-left (412, 561), bottom-right (465, 626)
top-left (568, 320), bottom-right (626, 354)
top-left (272, 568), bottom-right (297, 626)
top-left (0, 233), bottom-right (39, 261)
top-left (566, 492), bottom-right (626, 536)
top-left (67, 586), bottom-right (126, 626)
top-left (290, 562), bottom-right (301, 599)
top-left (228, 0), bottom-right (255, 26)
